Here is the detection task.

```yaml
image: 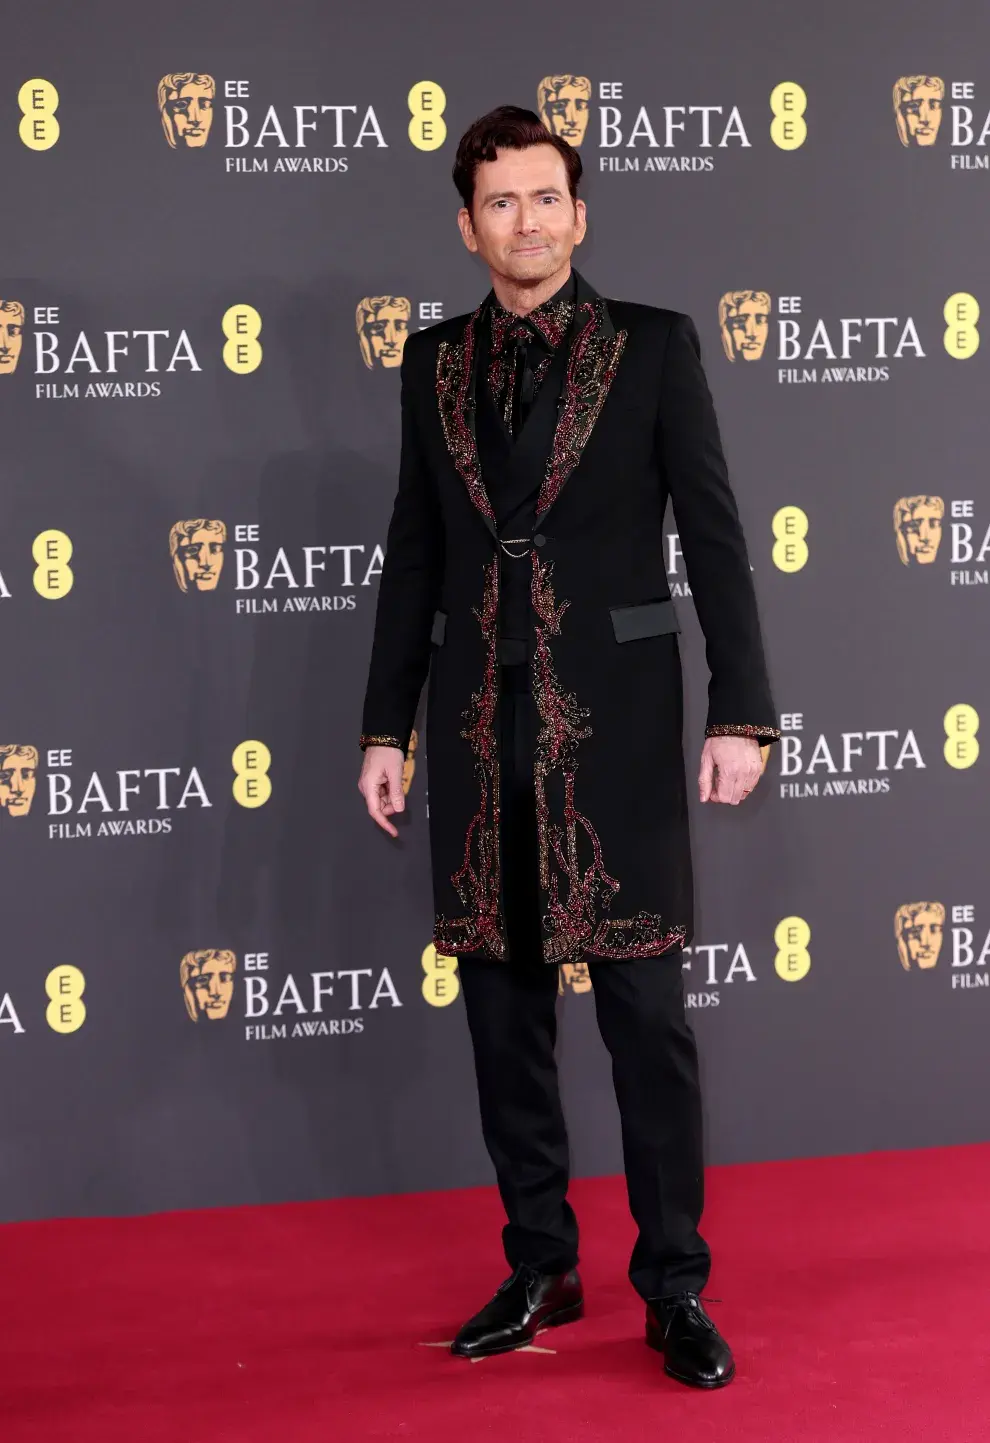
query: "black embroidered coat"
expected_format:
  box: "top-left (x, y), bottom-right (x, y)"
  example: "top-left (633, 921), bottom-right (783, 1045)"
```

top-left (360, 270), bottom-right (779, 966)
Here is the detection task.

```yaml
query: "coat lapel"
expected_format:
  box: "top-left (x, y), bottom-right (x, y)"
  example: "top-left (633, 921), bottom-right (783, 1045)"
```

top-left (435, 271), bottom-right (627, 534)
top-left (435, 302), bottom-right (497, 538)
top-left (536, 273), bottom-right (628, 524)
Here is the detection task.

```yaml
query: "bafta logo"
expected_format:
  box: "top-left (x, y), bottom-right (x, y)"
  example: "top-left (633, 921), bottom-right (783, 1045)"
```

top-left (356, 296), bottom-right (411, 370)
top-left (0, 300), bottom-right (25, 375)
top-left (894, 496), bottom-right (944, 566)
top-left (893, 75), bottom-right (944, 147)
top-left (537, 75), bottom-right (592, 147)
top-left (181, 950), bottom-right (237, 1021)
top-left (402, 728), bottom-right (418, 796)
top-left (0, 745), bottom-right (38, 818)
top-left (170, 519), bottom-right (226, 592)
top-left (894, 902), bottom-right (945, 970)
top-left (158, 72), bottom-right (216, 149)
top-left (719, 291), bottom-right (771, 362)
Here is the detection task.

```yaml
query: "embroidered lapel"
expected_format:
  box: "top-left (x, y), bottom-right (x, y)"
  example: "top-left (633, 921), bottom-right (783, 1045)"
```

top-left (436, 304), bottom-right (496, 536)
top-left (536, 287), bottom-right (627, 522)
top-left (436, 273), bottom-right (627, 534)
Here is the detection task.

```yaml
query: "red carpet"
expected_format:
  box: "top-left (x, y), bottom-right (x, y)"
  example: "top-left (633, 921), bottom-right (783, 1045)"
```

top-left (2, 1145), bottom-right (988, 1443)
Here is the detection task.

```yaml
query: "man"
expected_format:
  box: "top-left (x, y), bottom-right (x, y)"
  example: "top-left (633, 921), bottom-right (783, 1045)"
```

top-left (357, 106), bottom-right (779, 1389)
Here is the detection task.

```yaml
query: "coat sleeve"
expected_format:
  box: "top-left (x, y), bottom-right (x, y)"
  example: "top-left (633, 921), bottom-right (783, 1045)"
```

top-left (359, 333), bottom-right (444, 753)
top-left (657, 311), bottom-right (780, 744)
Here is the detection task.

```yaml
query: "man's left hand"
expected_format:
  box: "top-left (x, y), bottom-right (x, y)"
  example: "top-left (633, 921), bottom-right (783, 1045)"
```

top-left (698, 735), bottom-right (763, 805)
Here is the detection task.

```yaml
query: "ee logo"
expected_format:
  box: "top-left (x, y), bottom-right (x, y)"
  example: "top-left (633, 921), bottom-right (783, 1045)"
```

top-left (408, 81), bottom-right (446, 151)
top-left (222, 304), bottom-right (262, 374)
top-left (772, 506), bottom-right (808, 572)
top-left (943, 293), bottom-right (979, 359)
top-left (46, 965), bottom-right (86, 1033)
top-left (421, 943), bottom-right (459, 1005)
top-left (944, 704), bottom-right (979, 769)
top-left (32, 529), bottom-right (73, 599)
top-left (774, 916), bottom-right (811, 982)
top-left (18, 78), bottom-right (59, 150)
top-left (232, 740), bottom-right (272, 807)
top-left (769, 82), bottom-right (807, 151)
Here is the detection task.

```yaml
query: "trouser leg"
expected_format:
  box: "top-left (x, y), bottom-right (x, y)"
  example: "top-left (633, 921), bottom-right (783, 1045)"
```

top-left (457, 662), bottom-right (578, 1274)
top-left (588, 953), bottom-right (711, 1300)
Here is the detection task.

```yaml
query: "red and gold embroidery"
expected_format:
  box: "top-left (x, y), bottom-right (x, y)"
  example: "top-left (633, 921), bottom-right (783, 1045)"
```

top-left (359, 733), bottom-right (403, 750)
top-left (531, 554), bottom-right (684, 964)
top-left (433, 557), bottom-right (506, 960)
top-left (538, 300), bottom-right (628, 516)
top-left (705, 723), bottom-right (782, 740)
top-left (436, 308), bottom-right (494, 525)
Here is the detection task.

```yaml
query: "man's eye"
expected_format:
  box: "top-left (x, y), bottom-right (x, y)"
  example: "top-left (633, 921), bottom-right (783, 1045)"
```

top-left (23, 770), bottom-right (35, 780)
top-left (201, 99), bottom-right (213, 111)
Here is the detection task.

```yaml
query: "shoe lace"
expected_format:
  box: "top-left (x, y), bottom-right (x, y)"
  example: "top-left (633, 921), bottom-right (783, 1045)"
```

top-left (655, 1291), bottom-right (721, 1334)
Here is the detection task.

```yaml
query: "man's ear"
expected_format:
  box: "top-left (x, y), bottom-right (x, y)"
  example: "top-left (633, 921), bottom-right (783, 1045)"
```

top-left (457, 206), bottom-right (479, 254)
top-left (573, 197), bottom-right (588, 246)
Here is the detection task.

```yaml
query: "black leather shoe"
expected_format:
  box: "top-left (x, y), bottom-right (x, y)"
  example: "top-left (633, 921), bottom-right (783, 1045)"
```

top-left (451, 1264), bottom-right (584, 1358)
top-left (645, 1292), bottom-right (735, 1388)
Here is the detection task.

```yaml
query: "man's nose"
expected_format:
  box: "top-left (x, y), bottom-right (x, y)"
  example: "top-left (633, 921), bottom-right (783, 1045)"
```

top-left (516, 205), bottom-right (542, 234)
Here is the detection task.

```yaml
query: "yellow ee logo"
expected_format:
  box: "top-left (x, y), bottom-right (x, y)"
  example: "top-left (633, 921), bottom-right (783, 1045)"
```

top-left (943, 293), bottom-right (979, 359)
top-left (770, 82), bottom-right (807, 150)
top-left (774, 916), bottom-right (811, 982)
top-left (408, 81), bottom-right (447, 151)
top-left (32, 529), bottom-right (73, 598)
top-left (232, 740), bottom-right (272, 807)
top-left (222, 304), bottom-right (262, 374)
top-left (943, 704), bottom-right (979, 769)
top-left (46, 965), bottom-right (86, 1033)
top-left (772, 506), bottom-right (808, 572)
top-left (18, 78), bottom-right (59, 151)
top-left (421, 943), bottom-right (459, 1005)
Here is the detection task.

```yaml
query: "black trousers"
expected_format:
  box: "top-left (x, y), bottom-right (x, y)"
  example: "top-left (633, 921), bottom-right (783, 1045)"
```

top-left (458, 661), bottom-right (711, 1302)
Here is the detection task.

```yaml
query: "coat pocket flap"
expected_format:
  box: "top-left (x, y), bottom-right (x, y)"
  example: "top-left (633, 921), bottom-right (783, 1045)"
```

top-left (609, 598), bottom-right (680, 642)
top-left (430, 609), bottom-right (447, 646)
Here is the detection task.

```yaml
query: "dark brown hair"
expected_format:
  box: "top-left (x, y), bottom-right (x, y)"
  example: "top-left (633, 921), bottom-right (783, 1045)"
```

top-left (452, 105), bottom-right (583, 213)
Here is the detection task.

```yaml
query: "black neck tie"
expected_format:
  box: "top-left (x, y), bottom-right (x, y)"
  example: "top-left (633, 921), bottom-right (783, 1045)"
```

top-left (510, 327), bottom-right (536, 436)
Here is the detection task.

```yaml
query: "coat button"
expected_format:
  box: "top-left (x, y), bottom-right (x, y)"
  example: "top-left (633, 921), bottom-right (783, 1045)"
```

top-left (533, 532), bottom-right (547, 547)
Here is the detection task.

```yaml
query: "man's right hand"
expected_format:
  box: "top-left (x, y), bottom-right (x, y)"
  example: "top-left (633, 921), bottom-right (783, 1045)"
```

top-left (358, 745), bottom-right (406, 838)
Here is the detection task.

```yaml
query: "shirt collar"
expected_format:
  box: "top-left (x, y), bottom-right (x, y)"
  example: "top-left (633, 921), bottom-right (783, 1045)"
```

top-left (489, 270), bottom-right (577, 352)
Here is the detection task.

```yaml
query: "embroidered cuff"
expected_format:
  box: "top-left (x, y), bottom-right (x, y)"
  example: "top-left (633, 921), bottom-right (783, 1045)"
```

top-left (706, 723), bottom-right (782, 743)
top-left (359, 733), bottom-right (404, 751)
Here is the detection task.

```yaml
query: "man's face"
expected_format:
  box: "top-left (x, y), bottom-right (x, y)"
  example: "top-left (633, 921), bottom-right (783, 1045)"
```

top-left (898, 501), bottom-right (942, 563)
top-left (166, 82), bottom-right (214, 148)
top-left (899, 83), bottom-right (942, 145)
top-left (0, 752), bottom-right (37, 817)
top-left (460, 146), bottom-right (586, 287)
top-left (724, 297), bottom-right (769, 360)
top-left (179, 529), bottom-right (224, 590)
top-left (362, 304), bottom-right (409, 368)
top-left (188, 955), bottom-right (235, 1019)
top-left (0, 309), bottom-right (24, 374)
top-left (541, 81), bottom-right (591, 146)
top-left (901, 909), bottom-right (943, 968)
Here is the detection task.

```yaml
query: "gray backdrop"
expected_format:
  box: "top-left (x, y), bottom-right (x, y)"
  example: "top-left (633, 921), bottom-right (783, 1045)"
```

top-left (2, 0), bottom-right (987, 1221)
